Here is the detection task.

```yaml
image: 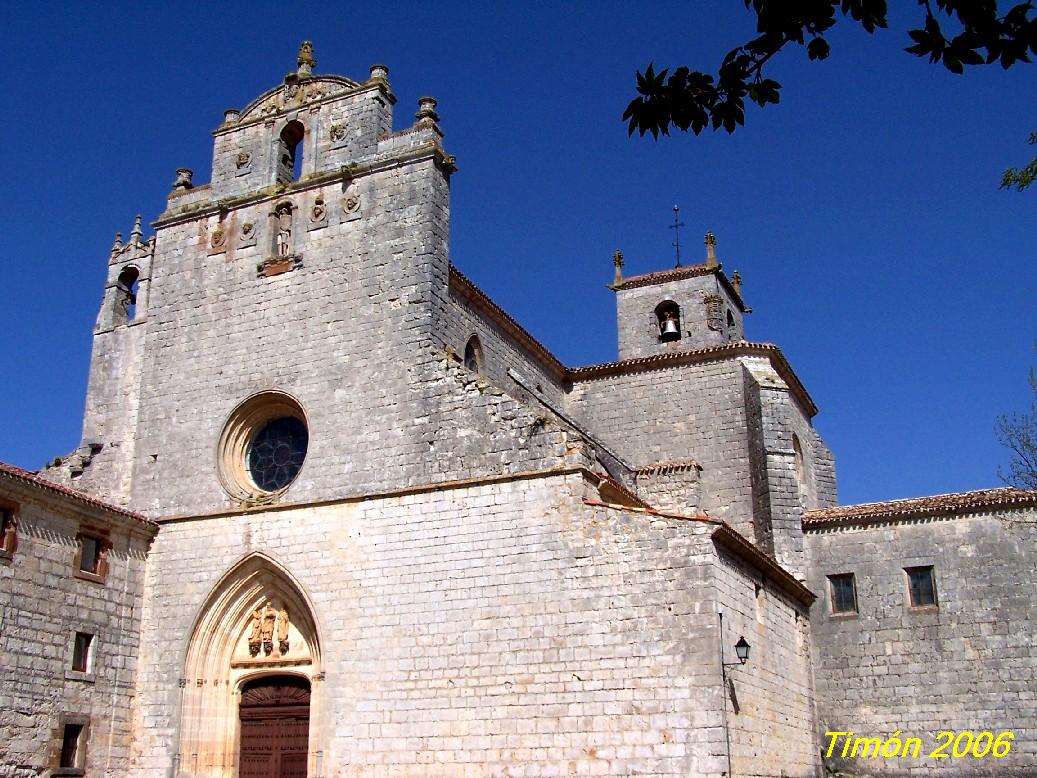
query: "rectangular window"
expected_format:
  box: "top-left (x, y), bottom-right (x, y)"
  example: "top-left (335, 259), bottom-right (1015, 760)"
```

top-left (60, 723), bottom-right (83, 768)
top-left (79, 536), bottom-right (100, 573)
top-left (0, 501), bottom-right (17, 558)
top-left (828, 573), bottom-right (857, 614)
top-left (906, 565), bottom-right (938, 607)
top-left (71, 633), bottom-right (93, 673)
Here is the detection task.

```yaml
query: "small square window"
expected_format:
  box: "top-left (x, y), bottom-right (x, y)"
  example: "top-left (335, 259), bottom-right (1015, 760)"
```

top-left (906, 566), bottom-right (938, 607)
top-left (79, 537), bottom-right (100, 573)
top-left (827, 573), bottom-right (857, 614)
top-left (74, 532), bottom-right (109, 583)
top-left (71, 633), bottom-right (93, 673)
top-left (60, 723), bottom-right (84, 769)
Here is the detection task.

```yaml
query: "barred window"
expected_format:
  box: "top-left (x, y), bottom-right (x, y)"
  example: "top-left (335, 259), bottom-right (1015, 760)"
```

top-left (828, 573), bottom-right (857, 614)
top-left (906, 566), bottom-right (937, 607)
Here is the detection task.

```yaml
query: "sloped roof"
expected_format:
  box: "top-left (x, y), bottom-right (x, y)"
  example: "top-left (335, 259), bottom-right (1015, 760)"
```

top-left (0, 461), bottom-right (156, 528)
top-left (803, 487), bottom-right (1037, 529)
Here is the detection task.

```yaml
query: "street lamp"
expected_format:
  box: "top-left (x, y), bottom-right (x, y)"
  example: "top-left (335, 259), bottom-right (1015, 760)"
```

top-left (733, 636), bottom-right (750, 665)
top-left (718, 613), bottom-right (752, 777)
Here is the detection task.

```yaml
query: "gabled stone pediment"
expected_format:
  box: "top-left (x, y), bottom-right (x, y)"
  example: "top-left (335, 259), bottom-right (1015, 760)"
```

top-left (233, 76), bottom-right (363, 125)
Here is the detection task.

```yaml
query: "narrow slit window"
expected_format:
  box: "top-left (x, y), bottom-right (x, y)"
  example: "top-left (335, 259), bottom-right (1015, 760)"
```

top-left (0, 504), bottom-right (16, 556)
top-left (72, 633), bottom-right (94, 673)
top-left (828, 573), bottom-right (857, 614)
top-left (60, 723), bottom-right (84, 769)
top-left (79, 537), bottom-right (101, 574)
top-left (906, 566), bottom-right (937, 607)
top-left (463, 335), bottom-right (484, 374)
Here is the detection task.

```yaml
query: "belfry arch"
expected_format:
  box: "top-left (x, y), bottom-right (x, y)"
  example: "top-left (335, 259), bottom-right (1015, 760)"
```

top-left (176, 553), bottom-right (323, 777)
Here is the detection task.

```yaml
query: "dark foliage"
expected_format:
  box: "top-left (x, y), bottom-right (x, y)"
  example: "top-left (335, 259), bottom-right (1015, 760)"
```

top-left (624, 1), bottom-right (1037, 138)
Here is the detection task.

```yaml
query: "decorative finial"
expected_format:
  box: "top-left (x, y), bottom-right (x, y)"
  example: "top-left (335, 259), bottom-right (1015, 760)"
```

top-left (369, 64), bottom-right (389, 82)
top-left (415, 96), bottom-right (440, 123)
top-left (612, 250), bottom-right (624, 286)
top-left (130, 215), bottom-right (143, 244)
top-left (670, 205), bottom-right (685, 268)
top-left (705, 232), bottom-right (717, 268)
top-left (732, 270), bottom-right (742, 295)
top-left (111, 232), bottom-right (123, 256)
top-left (297, 41), bottom-right (316, 77)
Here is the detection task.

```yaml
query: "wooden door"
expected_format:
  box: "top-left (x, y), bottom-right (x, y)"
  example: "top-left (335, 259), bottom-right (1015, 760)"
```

top-left (239, 676), bottom-right (310, 778)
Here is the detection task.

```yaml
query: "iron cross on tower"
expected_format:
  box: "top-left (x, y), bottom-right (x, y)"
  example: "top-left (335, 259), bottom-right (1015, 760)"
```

top-left (670, 205), bottom-right (685, 267)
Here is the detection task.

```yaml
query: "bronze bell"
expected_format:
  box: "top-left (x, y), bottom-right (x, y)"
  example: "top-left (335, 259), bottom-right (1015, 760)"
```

top-left (660, 315), bottom-right (680, 342)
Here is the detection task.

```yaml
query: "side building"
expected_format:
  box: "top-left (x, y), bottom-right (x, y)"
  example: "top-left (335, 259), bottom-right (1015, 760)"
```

top-left (0, 462), bottom-right (157, 776)
top-left (806, 488), bottom-right (1037, 776)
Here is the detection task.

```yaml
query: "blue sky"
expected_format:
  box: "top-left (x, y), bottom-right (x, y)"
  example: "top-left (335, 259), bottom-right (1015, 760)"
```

top-left (0, 2), bottom-right (1033, 506)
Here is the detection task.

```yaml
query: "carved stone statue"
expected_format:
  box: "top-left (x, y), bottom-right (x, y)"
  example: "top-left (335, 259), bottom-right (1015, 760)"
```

top-left (260, 603), bottom-right (276, 650)
top-left (276, 209), bottom-right (292, 257)
top-left (277, 607), bottom-right (290, 655)
top-left (247, 606), bottom-right (263, 657)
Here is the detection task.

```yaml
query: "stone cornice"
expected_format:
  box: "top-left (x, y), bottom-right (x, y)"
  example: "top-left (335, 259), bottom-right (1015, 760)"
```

top-left (569, 342), bottom-right (819, 418)
top-left (611, 263), bottom-right (749, 312)
top-left (711, 523), bottom-right (816, 608)
top-left (449, 265), bottom-right (568, 382)
top-left (154, 141), bottom-right (445, 229)
top-left (802, 487), bottom-right (1037, 530)
top-left (448, 267), bottom-right (816, 417)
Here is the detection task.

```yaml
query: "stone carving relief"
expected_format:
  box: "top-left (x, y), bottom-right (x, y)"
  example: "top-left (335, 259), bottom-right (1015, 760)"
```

top-left (308, 196), bottom-right (328, 231)
top-left (239, 221), bottom-right (257, 249)
top-left (235, 151), bottom-right (252, 169)
top-left (704, 294), bottom-right (723, 332)
top-left (329, 123), bottom-right (346, 144)
top-left (283, 82), bottom-right (301, 106)
top-left (208, 222), bottom-right (228, 255)
top-left (246, 600), bottom-right (292, 658)
top-left (342, 190), bottom-right (361, 222)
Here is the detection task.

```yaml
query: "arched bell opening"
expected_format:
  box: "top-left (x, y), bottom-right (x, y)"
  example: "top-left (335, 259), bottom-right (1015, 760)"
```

top-left (114, 265), bottom-right (141, 325)
top-left (655, 300), bottom-right (682, 343)
top-left (176, 553), bottom-right (323, 778)
top-left (276, 121), bottom-right (306, 183)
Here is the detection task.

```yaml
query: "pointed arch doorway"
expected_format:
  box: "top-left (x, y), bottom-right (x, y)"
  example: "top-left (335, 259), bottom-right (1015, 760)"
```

top-left (177, 553), bottom-right (323, 777)
top-left (238, 675), bottom-right (310, 778)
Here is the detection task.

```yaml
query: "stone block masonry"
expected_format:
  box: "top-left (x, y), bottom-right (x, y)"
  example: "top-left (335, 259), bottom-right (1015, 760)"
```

top-left (805, 493), bottom-right (1037, 776)
top-left (0, 463), bottom-right (156, 777)
top-left (129, 469), bottom-right (820, 777)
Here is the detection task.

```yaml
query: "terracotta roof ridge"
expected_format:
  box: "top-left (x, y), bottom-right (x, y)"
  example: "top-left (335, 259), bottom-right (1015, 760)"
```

top-left (615, 262), bottom-right (711, 286)
top-left (803, 487), bottom-right (1037, 525)
top-left (0, 460), bottom-right (156, 527)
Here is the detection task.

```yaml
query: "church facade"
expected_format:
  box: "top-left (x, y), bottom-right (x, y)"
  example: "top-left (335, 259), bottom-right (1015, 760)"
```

top-left (1, 45), bottom-right (1035, 778)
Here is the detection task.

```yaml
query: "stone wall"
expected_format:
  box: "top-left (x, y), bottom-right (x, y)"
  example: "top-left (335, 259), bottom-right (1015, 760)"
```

top-left (129, 469), bottom-right (820, 777)
top-left (614, 268), bottom-right (744, 359)
top-left (127, 146), bottom-right (452, 518)
top-left (0, 469), bottom-right (155, 777)
top-left (711, 536), bottom-right (819, 777)
top-left (805, 500), bottom-right (1037, 776)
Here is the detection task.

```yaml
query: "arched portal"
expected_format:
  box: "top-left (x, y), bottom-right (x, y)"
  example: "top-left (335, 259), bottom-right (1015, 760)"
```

top-left (177, 553), bottom-right (322, 777)
top-left (238, 675), bottom-right (310, 778)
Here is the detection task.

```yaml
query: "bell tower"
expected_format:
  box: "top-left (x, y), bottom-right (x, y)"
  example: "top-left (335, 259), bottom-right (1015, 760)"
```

top-left (611, 232), bottom-right (749, 360)
top-left (71, 43), bottom-right (459, 517)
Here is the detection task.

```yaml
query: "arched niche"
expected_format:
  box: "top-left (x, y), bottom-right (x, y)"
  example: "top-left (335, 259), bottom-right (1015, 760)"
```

top-left (176, 553), bottom-right (323, 778)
